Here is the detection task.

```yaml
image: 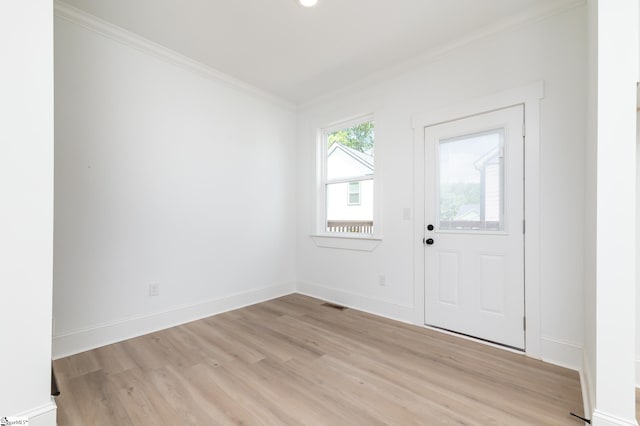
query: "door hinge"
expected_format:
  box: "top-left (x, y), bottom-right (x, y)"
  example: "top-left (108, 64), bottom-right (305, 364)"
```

top-left (522, 219), bottom-right (526, 234)
top-left (522, 120), bottom-right (526, 137)
top-left (523, 316), bottom-right (527, 331)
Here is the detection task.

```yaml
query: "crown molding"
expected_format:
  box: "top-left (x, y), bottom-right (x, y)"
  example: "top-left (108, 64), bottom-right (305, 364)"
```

top-left (54, 0), bottom-right (585, 110)
top-left (53, 1), bottom-right (296, 111)
top-left (299, 0), bottom-right (586, 110)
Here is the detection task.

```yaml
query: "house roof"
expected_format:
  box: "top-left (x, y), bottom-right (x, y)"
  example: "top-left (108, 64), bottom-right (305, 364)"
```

top-left (454, 204), bottom-right (480, 221)
top-left (328, 143), bottom-right (374, 173)
top-left (473, 147), bottom-right (501, 171)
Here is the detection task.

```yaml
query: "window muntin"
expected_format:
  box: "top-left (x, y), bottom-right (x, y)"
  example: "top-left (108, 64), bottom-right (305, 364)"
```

top-left (322, 119), bottom-right (375, 235)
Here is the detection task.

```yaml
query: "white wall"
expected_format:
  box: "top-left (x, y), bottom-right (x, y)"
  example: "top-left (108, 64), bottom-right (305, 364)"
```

top-left (0, 1), bottom-right (57, 424)
top-left (53, 14), bottom-right (297, 357)
top-left (637, 7), bottom-right (640, 392)
top-left (591, 0), bottom-right (638, 422)
top-left (583, 0), bottom-right (598, 413)
top-left (637, 108), bottom-right (640, 390)
top-left (297, 6), bottom-right (587, 368)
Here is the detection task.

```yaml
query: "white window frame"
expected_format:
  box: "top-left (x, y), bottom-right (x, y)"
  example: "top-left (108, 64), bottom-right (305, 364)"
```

top-left (312, 114), bottom-right (381, 251)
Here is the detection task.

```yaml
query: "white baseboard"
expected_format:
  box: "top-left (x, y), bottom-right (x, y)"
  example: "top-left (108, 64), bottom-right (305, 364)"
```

top-left (298, 281), bottom-right (585, 372)
top-left (13, 398), bottom-right (57, 426)
top-left (591, 409), bottom-right (639, 426)
top-left (636, 359), bottom-right (640, 388)
top-left (539, 336), bottom-right (583, 371)
top-left (296, 280), bottom-right (414, 324)
top-left (52, 282), bottom-right (295, 359)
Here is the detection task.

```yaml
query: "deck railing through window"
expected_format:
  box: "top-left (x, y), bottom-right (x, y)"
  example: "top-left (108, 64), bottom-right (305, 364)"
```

top-left (327, 220), bottom-right (374, 234)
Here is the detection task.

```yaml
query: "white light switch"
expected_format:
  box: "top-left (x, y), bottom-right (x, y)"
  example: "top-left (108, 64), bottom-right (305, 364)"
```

top-left (149, 283), bottom-right (160, 297)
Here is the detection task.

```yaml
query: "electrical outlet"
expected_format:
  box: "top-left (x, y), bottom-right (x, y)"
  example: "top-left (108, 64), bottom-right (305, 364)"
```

top-left (378, 274), bottom-right (386, 287)
top-left (149, 283), bottom-right (160, 297)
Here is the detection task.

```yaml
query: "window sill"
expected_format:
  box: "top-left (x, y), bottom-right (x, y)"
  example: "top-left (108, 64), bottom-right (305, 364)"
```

top-left (310, 234), bottom-right (382, 251)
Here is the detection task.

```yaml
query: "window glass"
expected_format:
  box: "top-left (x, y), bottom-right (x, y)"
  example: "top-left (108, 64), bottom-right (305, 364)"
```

top-left (326, 122), bottom-right (374, 180)
top-left (438, 129), bottom-right (504, 231)
top-left (323, 120), bottom-right (375, 234)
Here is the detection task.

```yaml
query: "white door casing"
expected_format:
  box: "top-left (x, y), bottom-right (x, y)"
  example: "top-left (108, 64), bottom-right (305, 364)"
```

top-left (412, 81), bottom-right (543, 358)
top-left (424, 106), bottom-right (524, 350)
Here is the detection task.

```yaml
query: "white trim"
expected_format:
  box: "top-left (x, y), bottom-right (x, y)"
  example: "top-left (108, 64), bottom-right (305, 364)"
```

top-left (322, 113), bottom-right (376, 135)
top-left (310, 235), bottom-right (382, 251)
top-left (591, 410), bottom-right (639, 426)
top-left (583, 350), bottom-right (595, 423)
top-left (325, 175), bottom-right (374, 186)
top-left (13, 398), bottom-right (57, 426)
top-left (299, 0), bottom-right (583, 110)
top-left (539, 336), bottom-right (583, 371)
top-left (636, 359), bottom-right (640, 388)
top-left (52, 282), bottom-right (295, 359)
top-left (297, 281), bottom-right (414, 323)
top-left (412, 81), bottom-right (544, 359)
top-left (53, 1), bottom-right (294, 111)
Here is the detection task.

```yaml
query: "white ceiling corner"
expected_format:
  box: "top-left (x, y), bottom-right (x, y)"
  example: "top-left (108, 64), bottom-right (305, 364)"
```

top-left (56, 0), bottom-right (584, 105)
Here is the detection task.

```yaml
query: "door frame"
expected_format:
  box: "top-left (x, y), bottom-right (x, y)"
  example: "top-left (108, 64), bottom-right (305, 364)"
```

top-left (412, 81), bottom-right (544, 359)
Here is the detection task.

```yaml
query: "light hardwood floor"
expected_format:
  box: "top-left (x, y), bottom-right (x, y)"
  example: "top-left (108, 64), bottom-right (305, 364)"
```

top-left (54, 294), bottom-right (584, 425)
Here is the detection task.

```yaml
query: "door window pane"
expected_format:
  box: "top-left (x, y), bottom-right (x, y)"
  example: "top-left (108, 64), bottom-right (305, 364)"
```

top-left (438, 129), bottom-right (504, 231)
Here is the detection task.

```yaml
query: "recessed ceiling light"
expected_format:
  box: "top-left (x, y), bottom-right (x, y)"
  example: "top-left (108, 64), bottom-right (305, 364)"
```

top-left (298, 0), bottom-right (318, 7)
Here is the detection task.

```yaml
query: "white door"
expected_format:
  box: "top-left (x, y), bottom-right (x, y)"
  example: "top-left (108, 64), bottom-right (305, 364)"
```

top-left (424, 105), bottom-right (524, 350)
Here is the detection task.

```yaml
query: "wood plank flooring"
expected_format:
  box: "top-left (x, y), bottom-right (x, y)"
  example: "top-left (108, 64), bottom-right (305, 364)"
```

top-left (53, 294), bottom-right (584, 425)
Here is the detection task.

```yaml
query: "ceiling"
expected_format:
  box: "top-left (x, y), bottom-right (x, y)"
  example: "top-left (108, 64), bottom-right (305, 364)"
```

top-left (61, 0), bottom-right (577, 104)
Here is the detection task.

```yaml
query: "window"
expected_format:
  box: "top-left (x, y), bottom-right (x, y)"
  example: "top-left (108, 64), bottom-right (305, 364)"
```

top-left (320, 117), bottom-right (375, 235)
top-left (438, 129), bottom-right (504, 231)
top-left (347, 182), bottom-right (361, 205)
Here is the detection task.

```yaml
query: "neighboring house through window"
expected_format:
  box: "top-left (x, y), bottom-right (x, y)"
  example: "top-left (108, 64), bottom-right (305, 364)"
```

top-left (320, 117), bottom-right (375, 235)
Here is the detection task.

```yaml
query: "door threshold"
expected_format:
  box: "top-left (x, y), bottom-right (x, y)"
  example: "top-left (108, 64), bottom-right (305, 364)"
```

top-left (423, 324), bottom-right (525, 355)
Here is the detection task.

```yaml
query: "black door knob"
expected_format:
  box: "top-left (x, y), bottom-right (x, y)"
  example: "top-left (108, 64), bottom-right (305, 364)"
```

top-left (427, 224), bottom-right (434, 231)
top-left (425, 238), bottom-right (434, 245)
